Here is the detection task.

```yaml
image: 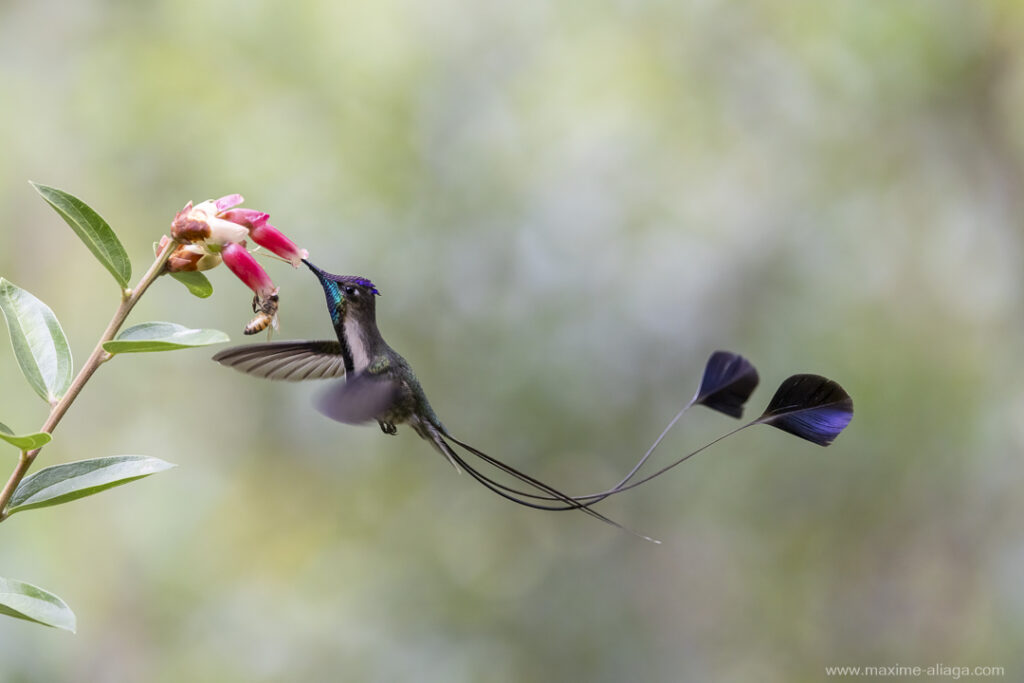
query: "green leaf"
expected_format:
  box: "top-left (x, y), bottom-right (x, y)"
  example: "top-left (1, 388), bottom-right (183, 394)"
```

top-left (170, 271), bottom-right (214, 298)
top-left (102, 322), bottom-right (229, 354)
top-left (0, 577), bottom-right (76, 632)
top-left (0, 422), bottom-right (51, 451)
top-left (0, 279), bottom-right (74, 403)
top-left (30, 182), bottom-right (131, 288)
top-left (6, 455), bottom-right (175, 514)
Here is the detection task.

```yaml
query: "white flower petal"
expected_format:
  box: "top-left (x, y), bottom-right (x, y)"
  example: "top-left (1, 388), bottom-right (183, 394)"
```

top-left (207, 218), bottom-right (250, 245)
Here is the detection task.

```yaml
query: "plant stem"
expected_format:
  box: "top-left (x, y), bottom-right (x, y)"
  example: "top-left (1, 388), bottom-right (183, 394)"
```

top-left (0, 243), bottom-right (175, 520)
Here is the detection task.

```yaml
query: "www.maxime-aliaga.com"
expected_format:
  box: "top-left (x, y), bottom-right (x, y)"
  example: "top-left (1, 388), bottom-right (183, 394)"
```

top-left (825, 663), bottom-right (1005, 679)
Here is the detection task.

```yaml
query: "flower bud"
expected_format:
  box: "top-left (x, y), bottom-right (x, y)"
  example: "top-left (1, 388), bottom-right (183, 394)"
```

top-left (170, 201), bottom-right (211, 242)
top-left (171, 198), bottom-right (249, 245)
top-left (160, 235), bottom-right (223, 272)
top-left (218, 209), bottom-right (270, 230)
top-left (215, 194), bottom-right (245, 212)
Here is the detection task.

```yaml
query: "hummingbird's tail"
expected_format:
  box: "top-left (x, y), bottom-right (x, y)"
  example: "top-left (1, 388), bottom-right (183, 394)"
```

top-left (421, 424), bottom-right (660, 544)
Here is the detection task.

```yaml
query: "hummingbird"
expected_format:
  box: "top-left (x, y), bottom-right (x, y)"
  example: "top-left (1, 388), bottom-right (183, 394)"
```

top-left (213, 259), bottom-right (854, 541)
top-left (213, 259), bottom-right (651, 537)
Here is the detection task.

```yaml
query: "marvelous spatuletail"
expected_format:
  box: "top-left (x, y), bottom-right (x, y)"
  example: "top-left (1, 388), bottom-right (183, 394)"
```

top-left (212, 259), bottom-right (854, 542)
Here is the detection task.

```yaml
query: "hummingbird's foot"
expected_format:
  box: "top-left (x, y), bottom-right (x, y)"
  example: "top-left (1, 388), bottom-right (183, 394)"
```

top-left (378, 421), bottom-right (398, 435)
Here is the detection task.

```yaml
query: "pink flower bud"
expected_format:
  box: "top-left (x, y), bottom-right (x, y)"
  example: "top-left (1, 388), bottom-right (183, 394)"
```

top-left (249, 222), bottom-right (309, 267)
top-left (215, 194), bottom-right (245, 212)
top-left (218, 209), bottom-right (270, 230)
top-left (222, 242), bottom-right (276, 298)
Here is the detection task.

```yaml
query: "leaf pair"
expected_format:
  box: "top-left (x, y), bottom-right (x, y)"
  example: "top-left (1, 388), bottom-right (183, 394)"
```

top-left (0, 277), bottom-right (227, 407)
top-left (0, 187), bottom-right (227, 408)
top-left (0, 455), bottom-right (174, 633)
top-left (0, 455), bottom-right (174, 632)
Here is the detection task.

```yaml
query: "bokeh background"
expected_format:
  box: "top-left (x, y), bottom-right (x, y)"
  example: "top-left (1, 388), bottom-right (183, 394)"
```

top-left (1, 1), bottom-right (1022, 681)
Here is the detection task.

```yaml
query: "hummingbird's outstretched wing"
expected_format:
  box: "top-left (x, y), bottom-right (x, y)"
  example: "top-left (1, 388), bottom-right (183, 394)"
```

top-left (315, 373), bottom-right (404, 424)
top-left (212, 341), bottom-right (347, 381)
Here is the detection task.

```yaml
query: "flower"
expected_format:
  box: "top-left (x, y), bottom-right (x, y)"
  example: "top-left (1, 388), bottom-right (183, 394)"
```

top-left (218, 208), bottom-right (309, 267)
top-left (171, 196), bottom-right (249, 246)
top-left (161, 193), bottom-right (308, 333)
top-left (221, 242), bottom-right (275, 298)
top-left (223, 242), bottom-right (281, 333)
top-left (164, 193), bottom-right (308, 279)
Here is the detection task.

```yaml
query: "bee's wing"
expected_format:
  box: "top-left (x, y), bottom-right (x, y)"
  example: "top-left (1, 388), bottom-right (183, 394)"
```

top-left (212, 341), bottom-right (346, 381)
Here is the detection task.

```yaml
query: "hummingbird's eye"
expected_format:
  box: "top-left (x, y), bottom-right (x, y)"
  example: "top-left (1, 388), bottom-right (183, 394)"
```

top-left (344, 286), bottom-right (358, 297)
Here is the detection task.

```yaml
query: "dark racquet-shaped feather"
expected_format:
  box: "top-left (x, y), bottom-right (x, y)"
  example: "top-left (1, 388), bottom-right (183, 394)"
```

top-left (507, 370), bottom-right (853, 504)
top-left (753, 374), bottom-right (853, 446)
top-left (212, 341), bottom-right (346, 381)
top-left (694, 350), bottom-right (759, 418)
top-left (587, 373), bottom-right (855, 497)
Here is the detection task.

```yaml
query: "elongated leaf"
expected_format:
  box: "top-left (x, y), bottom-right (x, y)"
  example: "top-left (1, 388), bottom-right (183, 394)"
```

top-left (694, 351), bottom-right (759, 418)
top-left (0, 278), bottom-right (74, 403)
top-left (0, 421), bottom-right (51, 451)
top-left (7, 455), bottom-right (175, 514)
top-left (103, 321), bottom-right (229, 354)
top-left (754, 374), bottom-right (853, 446)
top-left (31, 182), bottom-right (131, 288)
top-left (0, 577), bottom-right (76, 632)
top-left (170, 271), bottom-right (214, 298)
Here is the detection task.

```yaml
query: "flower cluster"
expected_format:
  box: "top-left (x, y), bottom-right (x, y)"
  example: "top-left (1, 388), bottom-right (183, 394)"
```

top-left (162, 194), bottom-right (308, 334)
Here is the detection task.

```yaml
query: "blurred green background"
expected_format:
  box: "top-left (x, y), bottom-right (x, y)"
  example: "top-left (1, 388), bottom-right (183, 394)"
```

top-left (1, 1), bottom-right (1022, 681)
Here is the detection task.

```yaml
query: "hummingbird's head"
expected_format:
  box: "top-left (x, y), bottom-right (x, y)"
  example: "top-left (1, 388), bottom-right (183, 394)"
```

top-left (303, 259), bottom-right (379, 324)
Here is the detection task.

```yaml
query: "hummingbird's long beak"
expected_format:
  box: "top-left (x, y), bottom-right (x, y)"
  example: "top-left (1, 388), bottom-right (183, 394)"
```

top-left (302, 258), bottom-right (327, 279)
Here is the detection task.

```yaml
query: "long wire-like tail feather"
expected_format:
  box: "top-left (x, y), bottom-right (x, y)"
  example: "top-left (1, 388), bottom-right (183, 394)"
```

top-left (435, 429), bottom-right (660, 543)
top-left (606, 398), bottom-right (697, 491)
top-left (440, 421), bottom-right (752, 507)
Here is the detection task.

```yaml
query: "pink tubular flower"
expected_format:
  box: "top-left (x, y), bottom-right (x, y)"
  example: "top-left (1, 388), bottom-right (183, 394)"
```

top-left (222, 242), bottom-right (280, 333)
top-left (218, 209), bottom-right (308, 267)
top-left (222, 242), bottom-right (276, 298)
top-left (249, 222), bottom-right (308, 267)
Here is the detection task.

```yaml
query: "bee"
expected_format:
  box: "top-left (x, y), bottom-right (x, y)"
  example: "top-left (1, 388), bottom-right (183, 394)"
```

top-left (244, 288), bottom-right (280, 336)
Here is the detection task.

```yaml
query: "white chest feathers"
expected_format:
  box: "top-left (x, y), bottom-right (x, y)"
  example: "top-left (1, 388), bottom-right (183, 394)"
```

top-left (344, 316), bottom-right (372, 373)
